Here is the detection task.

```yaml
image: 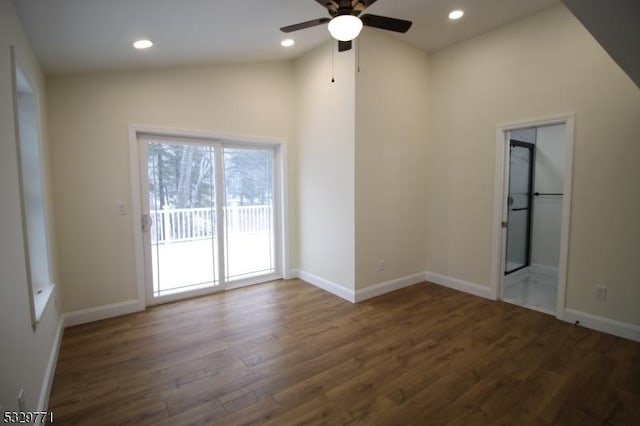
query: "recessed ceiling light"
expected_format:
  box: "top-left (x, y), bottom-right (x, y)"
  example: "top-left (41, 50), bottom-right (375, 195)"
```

top-left (281, 39), bottom-right (295, 47)
top-left (449, 10), bottom-right (464, 20)
top-left (133, 39), bottom-right (153, 49)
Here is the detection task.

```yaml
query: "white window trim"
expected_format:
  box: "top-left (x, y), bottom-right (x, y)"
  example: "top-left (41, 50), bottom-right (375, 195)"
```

top-left (11, 46), bottom-right (55, 329)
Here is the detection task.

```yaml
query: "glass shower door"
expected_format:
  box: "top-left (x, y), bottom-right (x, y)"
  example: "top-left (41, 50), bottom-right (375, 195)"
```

top-left (505, 140), bottom-right (534, 274)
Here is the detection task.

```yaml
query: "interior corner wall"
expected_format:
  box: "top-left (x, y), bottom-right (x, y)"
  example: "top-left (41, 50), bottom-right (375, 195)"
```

top-left (46, 61), bottom-right (296, 313)
top-left (0, 1), bottom-right (62, 412)
top-left (426, 5), bottom-right (640, 325)
top-left (354, 29), bottom-right (429, 290)
top-left (295, 41), bottom-right (356, 290)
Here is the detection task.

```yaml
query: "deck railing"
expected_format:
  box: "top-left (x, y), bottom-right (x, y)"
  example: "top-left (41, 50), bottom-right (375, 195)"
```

top-left (150, 205), bottom-right (272, 243)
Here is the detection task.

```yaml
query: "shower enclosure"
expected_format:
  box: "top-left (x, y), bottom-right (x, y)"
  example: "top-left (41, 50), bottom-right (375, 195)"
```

top-left (505, 140), bottom-right (535, 274)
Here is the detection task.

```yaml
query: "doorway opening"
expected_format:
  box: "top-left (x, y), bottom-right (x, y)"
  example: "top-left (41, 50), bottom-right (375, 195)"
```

top-left (493, 116), bottom-right (574, 317)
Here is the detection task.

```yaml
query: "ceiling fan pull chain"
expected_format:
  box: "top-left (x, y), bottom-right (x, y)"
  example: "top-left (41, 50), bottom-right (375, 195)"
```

top-left (357, 37), bottom-right (360, 73)
top-left (331, 40), bottom-right (336, 83)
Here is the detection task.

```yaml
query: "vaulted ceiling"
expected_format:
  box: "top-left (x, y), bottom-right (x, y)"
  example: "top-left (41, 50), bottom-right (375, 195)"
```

top-left (12, 0), bottom-right (560, 74)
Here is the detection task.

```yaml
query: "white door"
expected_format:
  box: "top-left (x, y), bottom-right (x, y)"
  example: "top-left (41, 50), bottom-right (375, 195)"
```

top-left (138, 135), bottom-right (280, 304)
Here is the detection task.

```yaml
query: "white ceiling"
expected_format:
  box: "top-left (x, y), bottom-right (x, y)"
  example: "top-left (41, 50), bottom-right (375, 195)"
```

top-left (12, 0), bottom-right (561, 75)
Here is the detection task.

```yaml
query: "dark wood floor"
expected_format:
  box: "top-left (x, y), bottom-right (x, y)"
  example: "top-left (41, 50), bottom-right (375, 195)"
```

top-left (49, 279), bottom-right (640, 425)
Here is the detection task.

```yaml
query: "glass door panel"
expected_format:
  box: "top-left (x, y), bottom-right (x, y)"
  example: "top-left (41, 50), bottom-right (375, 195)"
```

top-left (146, 140), bottom-right (219, 299)
top-left (223, 147), bottom-right (276, 283)
top-left (505, 140), bottom-right (534, 274)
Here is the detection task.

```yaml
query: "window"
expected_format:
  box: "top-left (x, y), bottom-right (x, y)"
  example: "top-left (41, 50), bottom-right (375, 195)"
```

top-left (12, 48), bottom-right (54, 329)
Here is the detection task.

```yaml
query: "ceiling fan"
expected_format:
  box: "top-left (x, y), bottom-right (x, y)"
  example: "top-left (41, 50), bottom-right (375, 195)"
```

top-left (280, 0), bottom-right (412, 52)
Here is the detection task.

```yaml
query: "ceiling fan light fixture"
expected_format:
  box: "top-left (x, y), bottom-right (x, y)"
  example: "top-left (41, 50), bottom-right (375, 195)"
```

top-left (328, 15), bottom-right (363, 41)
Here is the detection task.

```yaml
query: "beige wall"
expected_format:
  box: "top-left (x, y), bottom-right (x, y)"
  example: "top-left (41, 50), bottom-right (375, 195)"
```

top-left (0, 1), bottom-right (62, 411)
top-left (427, 5), bottom-right (640, 325)
top-left (47, 61), bottom-right (296, 312)
top-left (295, 41), bottom-right (356, 289)
top-left (294, 31), bottom-right (430, 292)
top-left (355, 29), bottom-right (429, 290)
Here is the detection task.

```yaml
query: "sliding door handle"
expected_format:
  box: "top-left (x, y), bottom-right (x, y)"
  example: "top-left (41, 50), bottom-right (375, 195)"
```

top-left (141, 214), bottom-right (153, 232)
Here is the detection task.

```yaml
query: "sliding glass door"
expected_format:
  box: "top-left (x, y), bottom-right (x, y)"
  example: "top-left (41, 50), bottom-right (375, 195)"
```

top-left (139, 135), bottom-right (279, 304)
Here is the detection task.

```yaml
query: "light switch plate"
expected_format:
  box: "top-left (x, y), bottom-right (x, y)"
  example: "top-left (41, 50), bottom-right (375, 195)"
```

top-left (116, 202), bottom-right (128, 215)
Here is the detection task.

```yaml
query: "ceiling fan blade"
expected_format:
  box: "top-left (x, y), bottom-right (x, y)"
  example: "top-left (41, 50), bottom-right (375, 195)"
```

top-left (361, 14), bottom-right (412, 33)
top-left (338, 40), bottom-right (352, 52)
top-left (280, 17), bottom-right (331, 33)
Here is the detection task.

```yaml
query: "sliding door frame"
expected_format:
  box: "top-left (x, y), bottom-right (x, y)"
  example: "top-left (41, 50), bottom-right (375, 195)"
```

top-left (129, 125), bottom-right (289, 309)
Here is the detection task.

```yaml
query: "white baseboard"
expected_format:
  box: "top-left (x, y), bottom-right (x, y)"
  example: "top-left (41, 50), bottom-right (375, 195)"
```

top-left (563, 308), bottom-right (640, 342)
top-left (283, 269), bottom-right (297, 280)
top-left (296, 270), bottom-right (355, 302)
top-left (37, 317), bottom-right (63, 411)
top-left (295, 270), bottom-right (427, 304)
top-left (424, 271), bottom-right (495, 300)
top-left (63, 299), bottom-right (141, 328)
top-left (355, 273), bottom-right (425, 302)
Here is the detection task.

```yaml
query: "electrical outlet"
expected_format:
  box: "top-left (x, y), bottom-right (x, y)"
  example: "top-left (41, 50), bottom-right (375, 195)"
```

top-left (594, 285), bottom-right (607, 302)
top-left (378, 259), bottom-right (385, 272)
top-left (17, 389), bottom-right (25, 411)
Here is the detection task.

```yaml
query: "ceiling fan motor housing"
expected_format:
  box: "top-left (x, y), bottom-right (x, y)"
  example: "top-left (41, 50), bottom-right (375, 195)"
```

top-left (325, 0), bottom-right (367, 17)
